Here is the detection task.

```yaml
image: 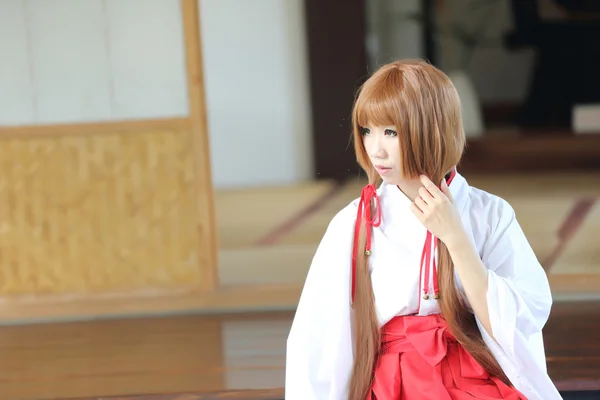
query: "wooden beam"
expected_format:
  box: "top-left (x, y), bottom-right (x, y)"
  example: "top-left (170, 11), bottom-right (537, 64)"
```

top-left (0, 117), bottom-right (190, 138)
top-left (0, 283), bottom-right (303, 323)
top-left (460, 133), bottom-right (600, 173)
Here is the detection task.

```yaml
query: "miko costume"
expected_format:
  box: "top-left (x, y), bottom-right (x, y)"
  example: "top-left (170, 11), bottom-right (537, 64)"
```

top-left (285, 170), bottom-right (562, 400)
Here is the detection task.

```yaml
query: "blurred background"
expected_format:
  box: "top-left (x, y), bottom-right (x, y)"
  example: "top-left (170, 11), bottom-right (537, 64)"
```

top-left (0, 0), bottom-right (598, 399)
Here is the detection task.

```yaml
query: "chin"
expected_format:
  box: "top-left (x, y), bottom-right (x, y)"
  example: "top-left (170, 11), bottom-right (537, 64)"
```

top-left (379, 174), bottom-right (401, 186)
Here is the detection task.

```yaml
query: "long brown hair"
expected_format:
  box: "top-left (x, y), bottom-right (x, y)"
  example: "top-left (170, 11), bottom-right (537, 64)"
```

top-left (348, 59), bottom-right (509, 399)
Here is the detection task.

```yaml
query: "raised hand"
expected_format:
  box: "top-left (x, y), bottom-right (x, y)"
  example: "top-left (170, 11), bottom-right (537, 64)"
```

top-left (410, 175), bottom-right (466, 248)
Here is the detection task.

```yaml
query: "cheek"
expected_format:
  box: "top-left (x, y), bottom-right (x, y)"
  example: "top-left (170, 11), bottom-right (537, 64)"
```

top-left (362, 136), bottom-right (374, 154)
top-left (384, 141), bottom-right (400, 160)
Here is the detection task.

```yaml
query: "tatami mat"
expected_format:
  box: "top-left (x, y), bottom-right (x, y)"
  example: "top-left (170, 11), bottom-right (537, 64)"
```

top-left (216, 172), bottom-right (600, 299)
top-left (552, 201), bottom-right (600, 275)
top-left (465, 172), bottom-right (600, 198)
top-left (219, 244), bottom-right (316, 285)
top-left (276, 179), bottom-right (362, 246)
top-left (214, 180), bottom-right (334, 249)
top-left (509, 197), bottom-right (575, 263)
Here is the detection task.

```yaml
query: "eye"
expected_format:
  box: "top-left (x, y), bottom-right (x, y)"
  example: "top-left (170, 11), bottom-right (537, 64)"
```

top-left (360, 127), bottom-right (371, 136)
top-left (384, 129), bottom-right (398, 137)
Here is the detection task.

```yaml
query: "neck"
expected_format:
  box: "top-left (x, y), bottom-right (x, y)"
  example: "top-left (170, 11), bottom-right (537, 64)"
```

top-left (395, 168), bottom-right (456, 201)
top-left (396, 179), bottom-right (422, 202)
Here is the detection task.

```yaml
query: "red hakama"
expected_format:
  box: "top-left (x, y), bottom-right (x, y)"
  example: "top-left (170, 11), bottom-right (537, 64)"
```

top-left (368, 314), bottom-right (527, 400)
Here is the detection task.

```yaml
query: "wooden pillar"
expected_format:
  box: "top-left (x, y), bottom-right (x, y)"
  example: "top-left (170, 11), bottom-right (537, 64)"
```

top-left (181, 0), bottom-right (219, 292)
top-left (304, 0), bottom-right (369, 181)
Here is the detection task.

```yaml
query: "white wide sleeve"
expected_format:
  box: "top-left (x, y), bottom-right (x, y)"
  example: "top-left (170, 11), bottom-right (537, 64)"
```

top-left (476, 200), bottom-right (562, 400)
top-left (285, 208), bottom-right (356, 400)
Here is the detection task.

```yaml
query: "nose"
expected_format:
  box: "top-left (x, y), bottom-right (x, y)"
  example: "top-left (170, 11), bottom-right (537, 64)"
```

top-left (367, 135), bottom-right (386, 159)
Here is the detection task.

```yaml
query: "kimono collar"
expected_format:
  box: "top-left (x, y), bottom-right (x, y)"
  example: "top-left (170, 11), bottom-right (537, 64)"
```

top-left (351, 168), bottom-right (466, 306)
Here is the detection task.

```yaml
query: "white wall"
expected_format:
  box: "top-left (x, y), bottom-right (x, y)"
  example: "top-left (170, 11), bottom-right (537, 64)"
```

top-left (0, 0), bottom-right (189, 125)
top-left (199, 0), bottom-right (313, 189)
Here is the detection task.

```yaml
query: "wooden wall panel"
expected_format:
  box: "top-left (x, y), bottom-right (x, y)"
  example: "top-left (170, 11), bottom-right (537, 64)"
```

top-left (0, 126), bottom-right (202, 296)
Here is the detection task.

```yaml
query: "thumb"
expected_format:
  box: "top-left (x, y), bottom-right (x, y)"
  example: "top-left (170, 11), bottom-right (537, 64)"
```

top-left (441, 179), bottom-right (454, 202)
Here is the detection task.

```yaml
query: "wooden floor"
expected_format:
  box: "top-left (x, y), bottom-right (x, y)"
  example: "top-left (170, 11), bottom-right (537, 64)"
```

top-left (0, 301), bottom-right (597, 400)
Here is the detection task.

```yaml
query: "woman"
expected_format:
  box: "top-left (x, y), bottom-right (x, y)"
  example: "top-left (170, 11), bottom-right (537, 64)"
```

top-left (284, 60), bottom-right (562, 400)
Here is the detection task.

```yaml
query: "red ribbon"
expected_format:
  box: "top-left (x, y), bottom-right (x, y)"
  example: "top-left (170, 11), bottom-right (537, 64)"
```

top-left (419, 169), bottom-right (456, 302)
top-left (351, 169), bottom-right (457, 306)
top-left (351, 184), bottom-right (381, 305)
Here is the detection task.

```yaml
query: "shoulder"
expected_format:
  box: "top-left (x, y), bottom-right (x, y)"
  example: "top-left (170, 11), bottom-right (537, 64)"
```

top-left (307, 196), bottom-right (359, 275)
top-left (463, 185), bottom-right (519, 250)
top-left (466, 186), bottom-right (516, 224)
top-left (324, 195), bottom-right (360, 235)
top-left (324, 183), bottom-right (386, 232)
top-left (318, 185), bottom-right (377, 248)
top-left (451, 173), bottom-right (515, 233)
top-left (465, 186), bottom-right (543, 277)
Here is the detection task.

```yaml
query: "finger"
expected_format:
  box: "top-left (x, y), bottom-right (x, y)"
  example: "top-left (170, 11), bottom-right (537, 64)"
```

top-left (440, 179), bottom-right (454, 203)
top-left (415, 195), bottom-right (429, 212)
top-left (419, 175), bottom-right (442, 198)
top-left (418, 186), bottom-right (434, 203)
top-left (410, 203), bottom-right (425, 221)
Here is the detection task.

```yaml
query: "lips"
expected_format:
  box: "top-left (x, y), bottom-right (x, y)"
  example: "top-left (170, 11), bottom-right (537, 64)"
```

top-left (375, 165), bottom-right (392, 175)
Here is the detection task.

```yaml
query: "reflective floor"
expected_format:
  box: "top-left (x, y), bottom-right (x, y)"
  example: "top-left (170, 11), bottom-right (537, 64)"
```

top-left (0, 301), bottom-right (598, 400)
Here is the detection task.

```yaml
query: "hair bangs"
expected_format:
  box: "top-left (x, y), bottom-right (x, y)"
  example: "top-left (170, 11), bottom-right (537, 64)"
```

top-left (354, 69), bottom-right (405, 129)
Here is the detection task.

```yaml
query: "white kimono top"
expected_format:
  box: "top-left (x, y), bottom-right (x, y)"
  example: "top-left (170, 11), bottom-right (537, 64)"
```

top-left (285, 172), bottom-right (562, 400)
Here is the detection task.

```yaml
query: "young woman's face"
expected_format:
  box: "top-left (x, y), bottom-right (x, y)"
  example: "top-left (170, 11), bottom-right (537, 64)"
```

top-left (361, 124), bottom-right (402, 184)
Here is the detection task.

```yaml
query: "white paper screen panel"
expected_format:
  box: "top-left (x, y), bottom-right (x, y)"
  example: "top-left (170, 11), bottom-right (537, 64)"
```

top-left (0, 0), bottom-right (36, 125)
top-left (103, 0), bottom-right (188, 120)
top-left (0, 0), bottom-right (189, 126)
